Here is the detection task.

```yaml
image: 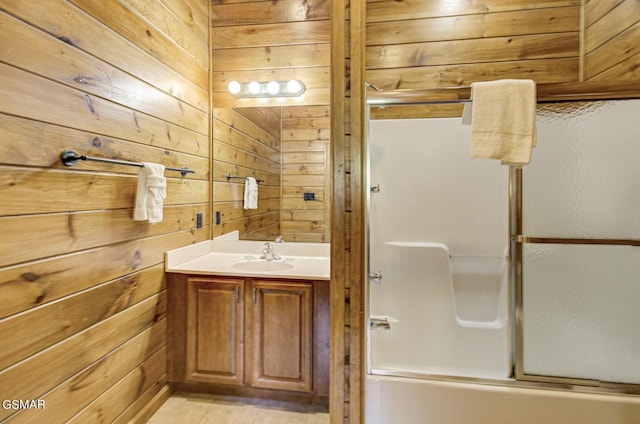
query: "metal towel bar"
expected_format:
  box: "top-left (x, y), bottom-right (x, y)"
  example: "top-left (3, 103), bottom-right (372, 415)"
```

top-left (226, 172), bottom-right (264, 183)
top-left (60, 150), bottom-right (195, 176)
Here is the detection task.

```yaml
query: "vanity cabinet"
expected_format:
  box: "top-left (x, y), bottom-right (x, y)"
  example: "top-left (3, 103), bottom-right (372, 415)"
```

top-left (246, 279), bottom-right (313, 392)
top-left (167, 273), bottom-right (329, 403)
top-left (185, 277), bottom-right (244, 386)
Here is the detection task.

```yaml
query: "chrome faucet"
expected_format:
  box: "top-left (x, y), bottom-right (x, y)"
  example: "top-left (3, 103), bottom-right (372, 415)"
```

top-left (260, 242), bottom-right (281, 261)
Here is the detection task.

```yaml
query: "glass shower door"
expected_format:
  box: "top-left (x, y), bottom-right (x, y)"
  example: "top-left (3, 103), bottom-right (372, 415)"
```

top-left (519, 100), bottom-right (640, 387)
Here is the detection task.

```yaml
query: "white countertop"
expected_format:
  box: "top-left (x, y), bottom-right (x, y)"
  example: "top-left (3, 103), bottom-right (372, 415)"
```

top-left (165, 240), bottom-right (330, 281)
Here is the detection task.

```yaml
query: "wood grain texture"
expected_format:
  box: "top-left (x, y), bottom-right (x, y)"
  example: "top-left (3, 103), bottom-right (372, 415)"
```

top-left (212, 44), bottom-right (331, 71)
top-left (0, 63), bottom-right (208, 157)
top-left (69, 0), bottom-right (208, 83)
top-left (0, 12), bottom-right (208, 135)
top-left (367, 7), bottom-right (580, 45)
top-left (0, 265), bottom-right (166, 370)
top-left (584, 0), bottom-right (640, 80)
top-left (168, 274), bottom-right (329, 403)
top-left (0, 167), bottom-right (208, 216)
top-left (0, 294), bottom-right (166, 421)
top-left (370, 103), bottom-right (465, 120)
top-left (246, 280), bottom-right (313, 392)
top-left (585, 0), bottom-right (626, 27)
top-left (365, 2), bottom-right (582, 94)
top-left (348, 0), bottom-right (366, 421)
top-left (330, 0), bottom-right (348, 420)
top-left (9, 326), bottom-right (167, 424)
top-left (211, 0), bottom-right (330, 26)
top-left (210, 0), bottom-right (331, 108)
top-left (0, 230), bottom-right (204, 319)
top-left (281, 105), bottom-right (331, 242)
top-left (186, 278), bottom-right (245, 385)
top-left (366, 0), bottom-right (580, 23)
top-left (367, 33), bottom-right (579, 70)
top-left (0, 0), bottom-right (208, 111)
top-left (0, 1), bottom-right (209, 422)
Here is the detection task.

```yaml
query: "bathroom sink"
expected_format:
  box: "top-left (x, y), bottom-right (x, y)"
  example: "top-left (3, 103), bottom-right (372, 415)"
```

top-left (231, 260), bottom-right (294, 272)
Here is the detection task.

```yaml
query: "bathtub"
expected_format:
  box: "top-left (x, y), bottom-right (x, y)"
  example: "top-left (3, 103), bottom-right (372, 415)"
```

top-left (365, 241), bottom-right (640, 423)
top-left (365, 375), bottom-right (640, 424)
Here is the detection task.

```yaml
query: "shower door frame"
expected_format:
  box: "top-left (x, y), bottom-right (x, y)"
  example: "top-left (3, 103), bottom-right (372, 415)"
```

top-left (365, 83), bottom-right (640, 396)
top-left (511, 102), bottom-right (640, 393)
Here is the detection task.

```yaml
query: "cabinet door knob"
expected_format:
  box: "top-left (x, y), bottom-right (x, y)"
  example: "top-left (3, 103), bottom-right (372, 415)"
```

top-left (252, 287), bottom-right (257, 304)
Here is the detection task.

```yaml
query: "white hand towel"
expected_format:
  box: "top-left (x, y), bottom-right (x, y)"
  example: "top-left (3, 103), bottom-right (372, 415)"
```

top-left (244, 177), bottom-right (258, 210)
top-left (470, 79), bottom-right (537, 166)
top-left (133, 162), bottom-right (166, 224)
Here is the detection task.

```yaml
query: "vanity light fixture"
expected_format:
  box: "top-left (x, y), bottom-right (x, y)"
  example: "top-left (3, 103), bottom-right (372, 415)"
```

top-left (227, 80), bottom-right (306, 98)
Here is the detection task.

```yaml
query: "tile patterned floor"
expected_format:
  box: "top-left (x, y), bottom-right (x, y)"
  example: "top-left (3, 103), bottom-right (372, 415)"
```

top-left (146, 393), bottom-right (330, 424)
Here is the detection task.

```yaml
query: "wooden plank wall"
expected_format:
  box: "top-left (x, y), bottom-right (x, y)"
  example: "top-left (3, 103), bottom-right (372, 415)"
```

top-left (210, 0), bottom-right (331, 108)
top-left (366, 0), bottom-right (582, 91)
top-left (366, 0), bottom-right (640, 119)
top-left (584, 0), bottom-right (640, 80)
top-left (281, 105), bottom-right (331, 243)
top-left (0, 1), bottom-right (209, 422)
top-left (212, 108), bottom-right (282, 240)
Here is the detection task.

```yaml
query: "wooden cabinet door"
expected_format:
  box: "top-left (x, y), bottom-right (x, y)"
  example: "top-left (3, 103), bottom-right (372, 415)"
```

top-left (186, 277), bottom-right (244, 385)
top-left (246, 280), bottom-right (313, 392)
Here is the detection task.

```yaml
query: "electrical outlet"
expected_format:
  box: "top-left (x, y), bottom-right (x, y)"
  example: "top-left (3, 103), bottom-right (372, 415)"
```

top-left (196, 213), bottom-right (203, 229)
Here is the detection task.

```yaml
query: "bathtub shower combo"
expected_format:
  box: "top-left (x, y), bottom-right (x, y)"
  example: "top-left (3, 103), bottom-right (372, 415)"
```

top-left (364, 99), bottom-right (640, 423)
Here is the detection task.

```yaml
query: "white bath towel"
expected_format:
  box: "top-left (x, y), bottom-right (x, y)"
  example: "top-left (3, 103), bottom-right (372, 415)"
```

top-left (133, 162), bottom-right (166, 224)
top-left (244, 177), bottom-right (258, 210)
top-left (470, 79), bottom-right (537, 166)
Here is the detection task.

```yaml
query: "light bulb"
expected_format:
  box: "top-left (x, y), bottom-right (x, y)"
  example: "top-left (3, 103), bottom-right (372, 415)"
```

top-left (266, 81), bottom-right (280, 95)
top-left (287, 80), bottom-right (301, 94)
top-left (248, 81), bottom-right (261, 95)
top-left (228, 81), bottom-right (241, 95)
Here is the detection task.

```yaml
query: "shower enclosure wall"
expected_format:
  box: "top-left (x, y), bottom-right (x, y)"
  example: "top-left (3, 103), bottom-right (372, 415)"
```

top-left (367, 116), bottom-right (511, 380)
top-left (365, 98), bottom-right (640, 423)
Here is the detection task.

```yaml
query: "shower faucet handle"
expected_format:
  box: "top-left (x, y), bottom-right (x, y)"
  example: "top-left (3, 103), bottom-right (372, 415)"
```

top-left (369, 271), bottom-right (383, 286)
